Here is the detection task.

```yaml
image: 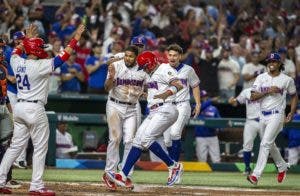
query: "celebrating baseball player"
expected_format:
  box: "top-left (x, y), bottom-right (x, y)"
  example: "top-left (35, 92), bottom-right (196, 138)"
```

top-left (0, 24), bottom-right (85, 195)
top-left (163, 44), bottom-right (201, 163)
top-left (102, 45), bottom-right (148, 191)
top-left (228, 88), bottom-right (262, 175)
top-left (247, 52), bottom-right (298, 185)
top-left (107, 51), bottom-right (184, 189)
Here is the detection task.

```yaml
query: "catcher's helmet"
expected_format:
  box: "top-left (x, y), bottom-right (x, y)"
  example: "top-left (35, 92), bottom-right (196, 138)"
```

top-left (23, 37), bottom-right (48, 59)
top-left (137, 51), bottom-right (158, 73)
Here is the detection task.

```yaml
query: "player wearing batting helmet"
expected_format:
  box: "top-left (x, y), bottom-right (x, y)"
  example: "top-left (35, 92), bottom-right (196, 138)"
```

top-left (107, 51), bottom-right (184, 188)
top-left (247, 52), bottom-right (298, 185)
top-left (0, 24), bottom-right (86, 195)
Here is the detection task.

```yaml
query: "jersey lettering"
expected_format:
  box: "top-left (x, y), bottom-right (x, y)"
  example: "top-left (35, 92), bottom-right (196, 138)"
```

top-left (16, 66), bottom-right (26, 73)
top-left (147, 81), bottom-right (158, 89)
top-left (260, 86), bottom-right (283, 95)
top-left (16, 74), bottom-right (31, 90)
top-left (116, 78), bottom-right (144, 87)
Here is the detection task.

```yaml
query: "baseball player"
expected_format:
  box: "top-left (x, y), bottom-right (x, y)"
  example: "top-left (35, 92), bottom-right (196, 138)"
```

top-left (0, 24), bottom-right (86, 195)
top-left (163, 44), bottom-right (201, 163)
top-left (247, 52), bottom-right (298, 185)
top-left (107, 51), bottom-right (184, 189)
top-left (228, 88), bottom-right (262, 175)
top-left (281, 111), bottom-right (300, 166)
top-left (109, 36), bottom-right (147, 172)
top-left (102, 45), bottom-right (148, 191)
top-left (195, 90), bottom-right (221, 163)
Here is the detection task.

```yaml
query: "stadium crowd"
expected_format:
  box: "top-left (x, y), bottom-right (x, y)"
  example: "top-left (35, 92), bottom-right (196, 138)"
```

top-left (0, 0), bottom-right (300, 101)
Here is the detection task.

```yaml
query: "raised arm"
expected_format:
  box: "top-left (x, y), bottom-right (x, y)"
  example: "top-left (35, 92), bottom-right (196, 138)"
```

top-left (53, 25), bottom-right (86, 69)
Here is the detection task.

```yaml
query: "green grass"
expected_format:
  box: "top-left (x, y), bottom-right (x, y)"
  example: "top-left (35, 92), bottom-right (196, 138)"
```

top-left (13, 169), bottom-right (300, 190)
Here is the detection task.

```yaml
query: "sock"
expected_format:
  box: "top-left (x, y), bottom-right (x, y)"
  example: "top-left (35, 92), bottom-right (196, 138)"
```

top-left (243, 151), bottom-right (251, 170)
top-left (171, 139), bottom-right (181, 162)
top-left (149, 141), bottom-right (174, 167)
top-left (122, 146), bottom-right (142, 176)
top-left (167, 146), bottom-right (173, 158)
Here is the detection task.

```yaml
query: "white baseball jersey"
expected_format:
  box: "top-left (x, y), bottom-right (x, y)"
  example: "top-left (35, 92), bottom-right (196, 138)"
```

top-left (252, 72), bottom-right (296, 113)
top-left (10, 55), bottom-right (54, 105)
top-left (172, 63), bottom-right (200, 102)
top-left (107, 59), bottom-right (147, 103)
top-left (147, 64), bottom-right (178, 106)
top-left (236, 88), bottom-right (260, 119)
top-left (241, 62), bottom-right (265, 89)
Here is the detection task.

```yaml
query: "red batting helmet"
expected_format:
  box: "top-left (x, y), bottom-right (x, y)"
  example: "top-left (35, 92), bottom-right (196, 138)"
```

top-left (136, 51), bottom-right (158, 73)
top-left (23, 37), bottom-right (48, 59)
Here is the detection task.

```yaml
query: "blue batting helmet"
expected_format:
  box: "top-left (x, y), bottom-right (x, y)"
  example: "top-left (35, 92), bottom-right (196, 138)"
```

top-left (131, 36), bottom-right (146, 47)
top-left (200, 90), bottom-right (208, 97)
top-left (13, 31), bottom-right (25, 40)
top-left (266, 52), bottom-right (281, 62)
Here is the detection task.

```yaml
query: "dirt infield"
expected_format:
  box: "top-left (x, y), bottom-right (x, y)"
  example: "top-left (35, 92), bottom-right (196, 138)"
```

top-left (10, 182), bottom-right (300, 195)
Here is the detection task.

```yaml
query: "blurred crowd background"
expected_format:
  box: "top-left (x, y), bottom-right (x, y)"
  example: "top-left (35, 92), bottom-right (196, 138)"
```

top-left (1, 0), bottom-right (300, 102)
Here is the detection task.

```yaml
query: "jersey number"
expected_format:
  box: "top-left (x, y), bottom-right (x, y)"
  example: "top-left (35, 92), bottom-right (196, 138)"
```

top-left (16, 74), bottom-right (31, 90)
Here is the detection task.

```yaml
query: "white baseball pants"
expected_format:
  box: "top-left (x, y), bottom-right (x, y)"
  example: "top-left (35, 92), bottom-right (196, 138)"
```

top-left (163, 101), bottom-right (191, 147)
top-left (0, 102), bottom-right (49, 191)
top-left (133, 103), bottom-right (178, 149)
top-left (105, 99), bottom-right (138, 173)
top-left (243, 119), bottom-right (263, 152)
top-left (195, 136), bottom-right (221, 163)
top-left (288, 146), bottom-right (300, 166)
top-left (253, 113), bottom-right (289, 178)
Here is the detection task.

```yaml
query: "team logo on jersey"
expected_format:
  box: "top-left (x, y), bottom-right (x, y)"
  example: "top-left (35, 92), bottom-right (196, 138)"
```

top-left (180, 78), bottom-right (187, 86)
top-left (147, 81), bottom-right (158, 89)
top-left (116, 78), bottom-right (144, 87)
top-left (168, 71), bottom-right (173, 76)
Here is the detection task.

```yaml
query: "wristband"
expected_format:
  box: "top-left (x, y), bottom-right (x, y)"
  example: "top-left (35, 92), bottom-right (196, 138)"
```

top-left (169, 86), bottom-right (178, 94)
top-left (67, 38), bottom-right (78, 49)
top-left (58, 50), bottom-right (71, 61)
top-left (12, 47), bottom-right (22, 56)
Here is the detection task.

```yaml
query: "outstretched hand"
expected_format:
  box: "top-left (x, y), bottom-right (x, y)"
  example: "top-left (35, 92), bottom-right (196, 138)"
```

top-left (25, 24), bottom-right (39, 38)
top-left (74, 24), bottom-right (86, 40)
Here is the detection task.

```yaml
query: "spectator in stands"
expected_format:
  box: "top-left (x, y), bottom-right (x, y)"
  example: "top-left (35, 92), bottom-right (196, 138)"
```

top-left (217, 45), bottom-right (240, 101)
top-left (56, 121), bottom-right (77, 159)
top-left (241, 51), bottom-right (266, 90)
top-left (85, 43), bottom-right (107, 94)
top-left (7, 15), bottom-right (25, 41)
top-left (74, 33), bottom-right (91, 93)
top-left (195, 90), bottom-right (221, 163)
top-left (281, 109), bottom-right (300, 166)
top-left (60, 52), bottom-right (85, 93)
top-left (278, 47), bottom-right (296, 79)
top-left (197, 46), bottom-right (220, 98)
